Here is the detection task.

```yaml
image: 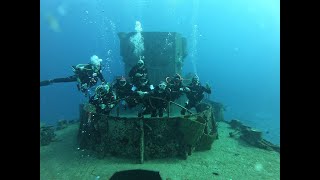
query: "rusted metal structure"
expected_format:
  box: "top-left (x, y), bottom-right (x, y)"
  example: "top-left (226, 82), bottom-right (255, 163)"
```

top-left (78, 102), bottom-right (218, 163)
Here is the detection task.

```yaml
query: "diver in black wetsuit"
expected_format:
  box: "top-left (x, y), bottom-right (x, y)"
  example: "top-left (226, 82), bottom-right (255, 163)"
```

top-left (111, 76), bottom-right (136, 109)
top-left (89, 83), bottom-right (116, 115)
top-left (181, 75), bottom-right (212, 115)
top-left (112, 76), bottom-right (133, 99)
top-left (166, 73), bottom-right (190, 102)
top-left (130, 77), bottom-right (155, 117)
top-left (40, 55), bottom-right (106, 96)
top-left (128, 59), bottom-right (148, 87)
top-left (149, 81), bottom-right (171, 117)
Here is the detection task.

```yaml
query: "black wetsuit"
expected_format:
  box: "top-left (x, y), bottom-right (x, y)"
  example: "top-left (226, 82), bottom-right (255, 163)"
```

top-left (112, 81), bottom-right (136, 108)
top-left (112, 81), bottom-right (133, 99)
top-left (149, 86), bottom-right (171, 117)
top-left (167, 81), bottom-right (186, 101)
top-left (73, 64), bottom-right (105, 89)
top-left (131, 83), bottom-right (155, 117)
top-left (89, 90), bottom-right (116, 115)
top-left (40, 64), bottom-right (105, 94)
top-left (128, 65), bottom-right (148, 86)
top-left (181, 83), bottom-right (211, 115)
top-left (40, 76), bottom-right (76, 86)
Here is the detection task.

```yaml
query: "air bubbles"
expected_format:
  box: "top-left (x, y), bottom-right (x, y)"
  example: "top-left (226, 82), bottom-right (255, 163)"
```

top-left (107, 50), bottom-right (112, 56)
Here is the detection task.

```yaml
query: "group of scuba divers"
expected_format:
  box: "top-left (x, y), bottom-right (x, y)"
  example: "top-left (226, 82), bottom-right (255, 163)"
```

top-left (40, 55), bottom-right (212, 118)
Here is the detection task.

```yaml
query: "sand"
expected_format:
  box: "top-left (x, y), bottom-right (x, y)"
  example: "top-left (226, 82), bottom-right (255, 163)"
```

top-left (40, 121), bottom-right (280, 180)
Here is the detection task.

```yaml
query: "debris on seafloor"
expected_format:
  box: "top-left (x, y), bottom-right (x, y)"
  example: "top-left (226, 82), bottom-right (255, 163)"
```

top-left (227, 119), bottom-right (280, 153)
top-left (40, 122), bottom-right (56, 146)
top-left (56, 119), bottom-right (69, 130)
top-left (68, 119), bottom-right (79, 124)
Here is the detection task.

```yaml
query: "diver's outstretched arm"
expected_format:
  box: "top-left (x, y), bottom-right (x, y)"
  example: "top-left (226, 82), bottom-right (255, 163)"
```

top-left (40, 75), bottom-right (77, 87)
top-left (40, 80), bottom-right (51, 86)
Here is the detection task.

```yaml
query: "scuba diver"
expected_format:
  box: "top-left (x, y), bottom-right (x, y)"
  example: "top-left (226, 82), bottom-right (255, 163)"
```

top-left (128, 58), bottom-right (148, 87)
top-left (40, 55), bottom-right (106, 96)
top-left (89, 83), bottom-right (116, 115)
top-left (130, 77), bottom-right (155, 117)
top-left (148, 81), bottom-right (171, 117)
top-left (111, 76), bottom-right (136, 109)
top-left (181, 75), bottom-right (212, 115)
top-left (166, 73), bottom-right (190, 101)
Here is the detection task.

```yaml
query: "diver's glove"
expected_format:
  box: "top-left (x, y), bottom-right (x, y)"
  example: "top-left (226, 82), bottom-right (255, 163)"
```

top-left (137, 91), bottom-right (147, 97)
top-left (100, 104), bottom-right (106, 109)
top-left (184, 87), bottom-right (191, 92)
top-left (93, 95), bottom-right (99, 100)
top-left (108, 104), bottom-right (115, 109)
top-left (205, 83), bottom-right (211, 90)
top-left (81, 83), bottom-right (88, 90)
top-left (90, 78), bottom-right (97, 83)
top-left (135, 73), bottom-right (143, 77)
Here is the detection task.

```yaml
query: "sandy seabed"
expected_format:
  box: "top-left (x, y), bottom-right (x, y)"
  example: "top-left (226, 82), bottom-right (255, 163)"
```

top-left (40, 121), bottom-right (280, 180)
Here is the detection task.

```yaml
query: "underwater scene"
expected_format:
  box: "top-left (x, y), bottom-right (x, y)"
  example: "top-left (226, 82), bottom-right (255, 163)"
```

top-left (40, 0), bottom-right (280, 179)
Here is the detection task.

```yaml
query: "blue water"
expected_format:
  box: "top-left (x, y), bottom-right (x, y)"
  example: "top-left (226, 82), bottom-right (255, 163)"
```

top-left (40, 0), bottom-right (280, 145)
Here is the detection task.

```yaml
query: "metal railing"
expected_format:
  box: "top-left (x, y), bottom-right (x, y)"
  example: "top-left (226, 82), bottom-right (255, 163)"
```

top-left (107, 96), bottom-right (193, 118)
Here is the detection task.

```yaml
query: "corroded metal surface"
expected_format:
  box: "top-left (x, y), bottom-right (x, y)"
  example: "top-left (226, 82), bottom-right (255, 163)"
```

top-left (78, 103), bottom-right (218, 162)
